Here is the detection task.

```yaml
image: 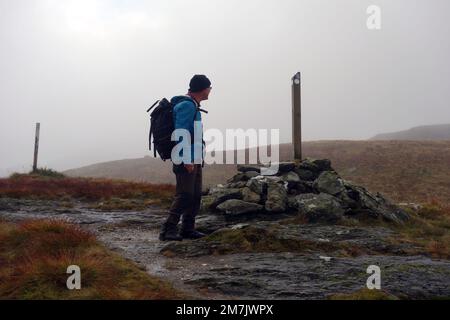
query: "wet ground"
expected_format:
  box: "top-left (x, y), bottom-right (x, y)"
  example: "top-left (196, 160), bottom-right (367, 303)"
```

top-left (1, 198), bottom-right (449, 299)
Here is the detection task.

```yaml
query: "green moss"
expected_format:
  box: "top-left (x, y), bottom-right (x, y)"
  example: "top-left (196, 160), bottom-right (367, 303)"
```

top-left (333, 203), bottom-right (450, 259)
top-left (203, 226), bottom-right (342, 255)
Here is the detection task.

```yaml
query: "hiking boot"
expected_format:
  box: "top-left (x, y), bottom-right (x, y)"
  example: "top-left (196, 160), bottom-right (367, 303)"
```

top-left (159, 223), bottom-right (183, 241)
top-left (180, 229), bottom-right (206, 240)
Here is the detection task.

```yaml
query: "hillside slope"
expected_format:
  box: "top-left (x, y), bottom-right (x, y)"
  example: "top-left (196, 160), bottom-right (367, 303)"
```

top-left (64, 140), bottom-right (450, 204)
top-left (371, 124), bottom-right (450, 140)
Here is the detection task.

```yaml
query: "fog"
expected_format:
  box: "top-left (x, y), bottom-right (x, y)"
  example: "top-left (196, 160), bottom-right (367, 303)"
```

top-left (1, 0), bottom-right (449, 176)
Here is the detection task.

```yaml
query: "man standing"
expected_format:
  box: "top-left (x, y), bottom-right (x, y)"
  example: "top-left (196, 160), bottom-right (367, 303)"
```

top-left (159, 75), bottom-right (212, 241)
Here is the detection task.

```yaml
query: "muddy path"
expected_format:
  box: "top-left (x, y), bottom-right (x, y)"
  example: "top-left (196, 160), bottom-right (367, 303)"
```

top-left (1, 198), bottom-right (449, 300)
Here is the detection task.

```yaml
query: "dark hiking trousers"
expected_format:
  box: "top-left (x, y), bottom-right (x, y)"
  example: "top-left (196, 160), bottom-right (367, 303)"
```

top-left (164, 163), bottom-right (203, 232)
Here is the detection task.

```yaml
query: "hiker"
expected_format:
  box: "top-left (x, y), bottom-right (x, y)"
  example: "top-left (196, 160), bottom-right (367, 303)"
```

top-left (159, 75), bottom-right (212, 241)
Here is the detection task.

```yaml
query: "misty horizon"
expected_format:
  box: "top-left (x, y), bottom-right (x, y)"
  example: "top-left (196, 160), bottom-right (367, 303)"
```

top-left (1, 0), bottom-right (450, 177)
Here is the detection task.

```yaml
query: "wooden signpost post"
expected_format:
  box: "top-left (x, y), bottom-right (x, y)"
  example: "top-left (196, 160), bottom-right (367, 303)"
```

top-left (291, 72), bottom-right (302, 160)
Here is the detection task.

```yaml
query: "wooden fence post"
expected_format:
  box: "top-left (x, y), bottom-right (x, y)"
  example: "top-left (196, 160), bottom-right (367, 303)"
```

top-left (33, 122), bottom-right (40, 172)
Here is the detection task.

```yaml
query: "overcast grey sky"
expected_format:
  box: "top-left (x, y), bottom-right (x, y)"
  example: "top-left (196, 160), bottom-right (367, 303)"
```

top-left (1, 0), bottom-right (449, 176)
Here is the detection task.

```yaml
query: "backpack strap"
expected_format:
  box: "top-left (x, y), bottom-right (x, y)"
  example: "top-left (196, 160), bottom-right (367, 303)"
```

top-left (189, 102), bottom-right (208, 161)
top-left (147, 99), bottom-right (160, 113)
top-left (192, 106), bottom-right (208, 161)
top-left (148, 117), bottom-right (157, 157)
top-left (192, 107), bottom-right (206, 122)
top-left (147, 99), bottom-right (160, 156)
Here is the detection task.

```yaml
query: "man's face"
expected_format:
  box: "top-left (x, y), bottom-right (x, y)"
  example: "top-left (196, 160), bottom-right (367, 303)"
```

top-left (200, 87), bottom-right (212, 101)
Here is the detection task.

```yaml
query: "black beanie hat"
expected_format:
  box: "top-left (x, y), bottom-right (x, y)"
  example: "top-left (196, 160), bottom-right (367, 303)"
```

top-left (189, 74), bottom-right (211, 93)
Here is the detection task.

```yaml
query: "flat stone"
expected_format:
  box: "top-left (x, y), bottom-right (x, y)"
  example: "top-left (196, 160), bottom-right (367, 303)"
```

top-left (216, 199), bottom-right (264, 215)
top-left (208, 188), bottom-right (243, 208)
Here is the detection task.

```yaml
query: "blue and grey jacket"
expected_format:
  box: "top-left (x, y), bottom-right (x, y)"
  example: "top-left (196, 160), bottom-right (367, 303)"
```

top-left (171, 95), bottom-right (206, 164)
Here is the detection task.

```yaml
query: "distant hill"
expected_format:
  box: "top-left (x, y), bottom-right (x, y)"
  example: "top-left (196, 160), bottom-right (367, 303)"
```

top-left (371, 124), bottom-right (450, 140)
top-left (63, 140), bottom-right (450, 205)
top-left (63, 156), bottom-right (238, 189)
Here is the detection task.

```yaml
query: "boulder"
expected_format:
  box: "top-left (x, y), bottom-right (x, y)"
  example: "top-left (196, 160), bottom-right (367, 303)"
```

top-left (244, 171), bottom-right (260, 179)
top-left (227, 170), bottom-right (259, 183)
top-left (289, 180), bottom-right (315, 195)
top-left (195, 214), bottom-right (228, 233)
top-left (241, 187), bottom-right (261, 204)
top-left (281, 171), bottom-right (301, 185)
top-left (313, 171), bottom-right (346, 196)
top-left (264, 181), bottom-right (288, 213)
top-left (342, 181), bottom-right (409, 223)
top-left (296, 158), bottom-right (321, 173)
top-left (200, 195), bottom-right (216, 213)
top-left (216, 199), bottom-right (264, 215)
top-left (246, 177), bottom-right (267, 195)
top-left (237, 165), bottom-right (261, 173)
top-left (276, 162), bottom-right (297, 174)
top-left (293, 168), bottom-right (317, 181)
top-left (311, 159), bottom-right (332, 172)
top-left (226, 181), bottom-right (248, 189)
top-left (208, 187), bottom-right (242, 208)
top-left (227, 172), bottom-right (247, 183)
top-left (292, 193), bottom-right (346, 223)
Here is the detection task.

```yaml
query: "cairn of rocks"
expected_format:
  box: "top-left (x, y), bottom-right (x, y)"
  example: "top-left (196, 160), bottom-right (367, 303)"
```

top-left (201, 158), bottom-right (409, 224)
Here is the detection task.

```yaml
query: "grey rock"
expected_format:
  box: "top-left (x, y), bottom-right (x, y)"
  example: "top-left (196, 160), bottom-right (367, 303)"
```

top-left (293, 168), bottom-right (317, 181)
top-left (289, 180), bottom-right (315, 195)
top-left (342, 181), bottom-right (409, 223)
top-left (227, 172), bottom-right (247, 183)
top-left (226, 181), bottom-right (248, 189)
top-left (237, 165), bottom-right (261, 173)
top-left (195, 214), bottom-right (228, 233)
top-left (246, 177), bottom-right (267, 195)
top-left (200, 195), bottom-right (217, 213)
top-left (276, 162), bottom-right (297, 174)
top-left (281, 171), bottom-right (301, 184)
top-left (265, 181), bottom-right (288, 213)
top-left (293, 193), bottom-right (345, 223)
top-left (297, 158), bottom-right (333, 173)
top-left (311, 159), bottom-right (332, 172)
top-left (241, 187), bottom-right (261, 204)
top-left (208, 188), bottom-right (243, 208)
top-left (244, 171), bottom-right (260, 179)
top-left (264, 176), bottom-right (283, 183)
top-left (217, 199), bottom-right (264, 215)
top-left (296, 158), bottom-right (321, 173)
top-left (313, 171), bottom-right (346, 196)
top-left (228, 170), bottom-right (260, 183)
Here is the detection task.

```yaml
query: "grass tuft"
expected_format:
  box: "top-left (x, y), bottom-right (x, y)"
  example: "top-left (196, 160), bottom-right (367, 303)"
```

top-left (0, 171), bottom-right (175, 208)
top-left (0, 219), bottom-right (185, 299)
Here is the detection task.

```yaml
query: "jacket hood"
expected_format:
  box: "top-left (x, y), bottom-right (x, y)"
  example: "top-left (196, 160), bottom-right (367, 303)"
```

top-left (171, 95), bottom-right (197, 106)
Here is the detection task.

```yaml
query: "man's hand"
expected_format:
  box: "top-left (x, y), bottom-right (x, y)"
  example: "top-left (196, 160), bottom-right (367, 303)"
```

top-left (184, 164), bottom-right (195, 173)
